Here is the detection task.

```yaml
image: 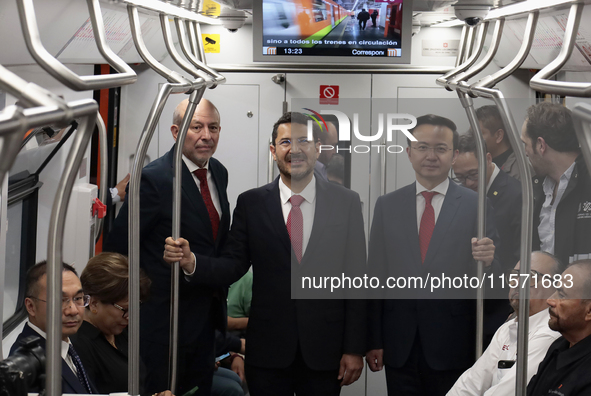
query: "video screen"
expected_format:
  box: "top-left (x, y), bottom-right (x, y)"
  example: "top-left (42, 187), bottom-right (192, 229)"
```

top-left (261, 0), bottom-right (405, 59)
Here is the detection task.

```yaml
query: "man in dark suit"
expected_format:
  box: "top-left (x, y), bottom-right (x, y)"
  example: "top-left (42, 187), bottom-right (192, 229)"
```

top-left (164, 112), bottom-right (367, 396)
top-left (366, 115), bottom-right (500, 396)
top-left (10, 262), bottom-right (96, 394)
top-left (452, 132), bottom-right (522, 348)
top-left (105, 98), bottom-right (230, 395)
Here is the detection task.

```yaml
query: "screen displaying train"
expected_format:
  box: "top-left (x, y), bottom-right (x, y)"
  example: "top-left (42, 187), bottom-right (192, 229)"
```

top-left (260, 0), bottom-right (405, 58)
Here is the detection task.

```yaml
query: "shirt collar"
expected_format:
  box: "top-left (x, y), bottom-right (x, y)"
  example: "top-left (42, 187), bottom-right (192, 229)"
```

top-left (492, 148), bottom-right (513, 168)
top-left (543, 161), bottom-right (576, 194)
top-left (182, 154), bottom-right (209, 173)
top-left (27, 320), bottom-right (71, 360)
top-left (279, 175), bottom-right (316, 205)
top-left (486, 163), bottom-right (500, 193)
top-left (416, 178), bottom-right (449, 197)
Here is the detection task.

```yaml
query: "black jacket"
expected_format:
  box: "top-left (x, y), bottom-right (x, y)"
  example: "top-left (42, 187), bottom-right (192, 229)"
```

top-left (532, 154), bottom-right (591, 266)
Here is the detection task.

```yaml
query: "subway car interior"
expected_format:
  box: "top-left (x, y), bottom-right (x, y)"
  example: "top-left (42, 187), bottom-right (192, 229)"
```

top-left (1, 0), bottom-right (591, 395)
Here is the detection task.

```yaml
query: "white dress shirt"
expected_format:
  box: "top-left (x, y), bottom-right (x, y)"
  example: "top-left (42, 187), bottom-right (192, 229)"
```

top-left (279, 175), bottom-right (316, 257)
top-left (486, 164), bottom-right (500, 194)
top-left (183, 154), bottom-right (222, 220)
top-left (27, 321), bottom-right (77, 375)
top-left (446, 308), bottom-right (560, 396)
top-left (415, 178), bottom-right (449, 232)
top-left (539, 162), bottom-right (576, 254)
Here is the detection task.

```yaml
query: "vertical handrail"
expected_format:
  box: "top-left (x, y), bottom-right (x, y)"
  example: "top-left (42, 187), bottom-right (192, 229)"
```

top-left (455, 25), bottom-right (469, 67)
top-left (95, 114), bottom-right (108, 241)
top-left (45, 100), bottom-right (99, 396)
top-left (127, 4), bottom-right (202, 394)
top-left (448, 18), bottom-right (505, 91)
top-left (268, 136), bottom-right (274, 183)
top-left (436, 22), bottom-right (489, 90)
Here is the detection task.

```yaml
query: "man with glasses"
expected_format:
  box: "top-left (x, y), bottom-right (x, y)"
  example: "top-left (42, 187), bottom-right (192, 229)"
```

top-left (447, 251), bottom-right (561, 396)
top-left (10, 261), bottom-right (96, 394)
top-left (452, 132), bottom-right (523, 348)
top-left (366, 114), bottom-right (500, 396)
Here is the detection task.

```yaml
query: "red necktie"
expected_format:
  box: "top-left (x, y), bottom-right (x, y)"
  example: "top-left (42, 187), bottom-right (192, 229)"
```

top-left (194, 169), bottom-right (219, 240)
top-left (287, 195), bottom-right (305, 263)
top-left (419, 191), bottom-right (438, 263)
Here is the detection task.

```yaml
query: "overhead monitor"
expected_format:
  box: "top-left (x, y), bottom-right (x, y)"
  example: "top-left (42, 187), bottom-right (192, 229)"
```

top-left (253, 0), bottom-right (412, 64)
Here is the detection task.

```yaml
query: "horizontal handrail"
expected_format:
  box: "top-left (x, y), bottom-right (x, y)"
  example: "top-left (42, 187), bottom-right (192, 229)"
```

top-left (16, 0), bottom-right (137, 91)
top-left (530, 3), bottom-right (591, 96)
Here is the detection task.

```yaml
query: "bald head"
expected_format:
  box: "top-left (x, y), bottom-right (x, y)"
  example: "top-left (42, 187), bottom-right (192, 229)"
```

top-left (171, 98), bottom-right (221, 167)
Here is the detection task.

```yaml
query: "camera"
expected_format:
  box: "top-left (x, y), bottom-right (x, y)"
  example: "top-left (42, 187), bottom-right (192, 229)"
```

top-left (219, 8), bottom-right (247, 33)
top-left (0, 336), bottom-right (46, 396)
top-left (454, 4), bottom-right (490, 26)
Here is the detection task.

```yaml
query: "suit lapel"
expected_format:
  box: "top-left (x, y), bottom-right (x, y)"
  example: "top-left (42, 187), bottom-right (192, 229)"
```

top-left (209, 161), bottom-right (230, 245)
top-left (264, 179), bottom-right (292, 254)
top-left (423, 181), bottom-right (461, 267)
top-left (62, 358), bottom-right (87, 394)
top-left (487, 169), bottom-right (507, 205)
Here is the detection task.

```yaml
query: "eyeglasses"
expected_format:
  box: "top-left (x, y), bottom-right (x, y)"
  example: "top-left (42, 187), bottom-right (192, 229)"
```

top-left (452, 173), bottom-right (479, 184)
top-left (27, 295), bottom-right (90, 308)
top-left (410, 145), bottom-right (453, 155)
top-left (112, 303), bottom-right (129, 319)
top-left (277, 137), bottom-right (313, 148)
top-left (505, 269), bottom-right (547, 287)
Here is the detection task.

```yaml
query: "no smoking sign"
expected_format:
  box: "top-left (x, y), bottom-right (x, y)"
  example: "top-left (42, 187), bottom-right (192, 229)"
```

top-left (320, 85), bottom-right (339, 105)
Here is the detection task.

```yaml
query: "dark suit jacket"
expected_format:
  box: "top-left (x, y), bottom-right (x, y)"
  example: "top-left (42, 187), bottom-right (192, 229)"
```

top-left (487, 168), bottom-right (522, 271)
top-left (9, 323), bottom-right (97, 394)
top-left (105, 147), bottom-right (231, 345)
top-left (190, 176), bottom-right (367, 371)
top-left (368, 180), bottom-right (500, 371)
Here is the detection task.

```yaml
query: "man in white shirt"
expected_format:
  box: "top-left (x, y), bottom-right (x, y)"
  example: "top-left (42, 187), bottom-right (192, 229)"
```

top-left (10, 261), bottom-right (95, 394)
top-left (521, 101), bottom-right (591, 266)
top-left (447, 251), bottom-right (562, 396)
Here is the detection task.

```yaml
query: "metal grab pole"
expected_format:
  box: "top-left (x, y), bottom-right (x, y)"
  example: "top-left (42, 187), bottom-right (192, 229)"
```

top-left (16, 0), bottom-right (137, 90)
top-left (436, 22), bottom-right (489, 90)
top-left (0, 107), bottom-right (27, 193)
top-left (175, 18), bottom-right (227, 85)
top-left (456, 91), bottom-right (489, 359)
top-left (95, 114), bottom-right (108, 241)
top-left (471, 11), bottom-right (539, 91)
top-left (530, 4), bottom-right (588, 96)
top-left (127, 4), bottom-right (202, 394)
top-left (45, 100), bottom-right (99, 396)
top-left (448, 18), bottom-right (505, 91)
top-left (170, 88), bottom-right (205, 393)
top-left (455, 25), bottom-right (469, 67)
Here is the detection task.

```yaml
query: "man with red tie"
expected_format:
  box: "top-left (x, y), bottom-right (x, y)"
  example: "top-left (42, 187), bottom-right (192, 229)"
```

top-left (106, 99), bottom-right (231, 395)
top-left (164, 112), bottom-right (367, 396)
top-left (366, 114), bottom-right (500, 396)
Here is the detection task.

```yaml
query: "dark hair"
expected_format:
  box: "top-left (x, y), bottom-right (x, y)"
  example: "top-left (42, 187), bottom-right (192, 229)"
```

top-left (25, 261), bottom-right (78, 300)
top-left (81, 252), bottom-right (151, 304)
top-left (407, 114), bottom-right (459, 150)
top-left (525, 102), bottom-right (579, 153)
top-left (476, 105), bottom-right (506, 139)
top-left (272, 112), bottom-right (320, 146)
top-left (326, 153), bottom-right (345, 181)
top-left (457, 131), bottom-right (488, 155)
